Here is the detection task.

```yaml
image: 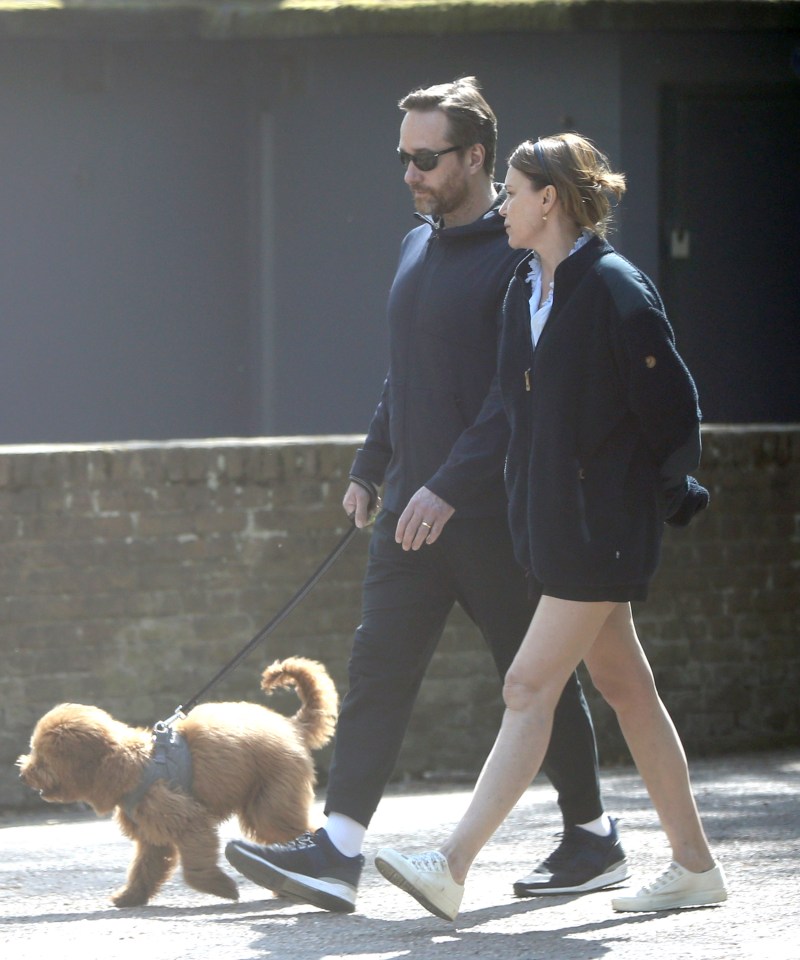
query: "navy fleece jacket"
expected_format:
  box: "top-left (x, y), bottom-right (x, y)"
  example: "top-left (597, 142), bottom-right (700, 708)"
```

top-left (499, 235), bottom-right (706, 593)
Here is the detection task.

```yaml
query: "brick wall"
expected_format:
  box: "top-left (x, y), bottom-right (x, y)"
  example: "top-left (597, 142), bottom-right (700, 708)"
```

top-left (2, 428), bottom-right (798, 808)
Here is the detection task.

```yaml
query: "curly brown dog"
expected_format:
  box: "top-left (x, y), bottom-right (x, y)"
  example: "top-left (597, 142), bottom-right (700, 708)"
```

top-left (17, 657), bottom-right (338, 907)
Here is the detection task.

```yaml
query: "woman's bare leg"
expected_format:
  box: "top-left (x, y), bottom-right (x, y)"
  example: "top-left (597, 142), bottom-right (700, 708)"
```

top-left (584, 603), bottom-right (714, 872)
top-left (440, 597), bottom-right (617, 883)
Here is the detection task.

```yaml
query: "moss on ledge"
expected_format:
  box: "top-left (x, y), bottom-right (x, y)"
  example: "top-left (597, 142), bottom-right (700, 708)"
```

top-left (0, 0), bottom-right (797, 40)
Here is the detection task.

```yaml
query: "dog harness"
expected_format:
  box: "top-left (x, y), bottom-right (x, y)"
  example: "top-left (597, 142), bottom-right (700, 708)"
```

top-left (121, 723), bottom-right (193, 820)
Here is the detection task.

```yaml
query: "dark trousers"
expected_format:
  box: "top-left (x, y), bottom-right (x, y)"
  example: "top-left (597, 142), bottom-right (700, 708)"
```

top-left (325, 509), bottom-right (603, 828)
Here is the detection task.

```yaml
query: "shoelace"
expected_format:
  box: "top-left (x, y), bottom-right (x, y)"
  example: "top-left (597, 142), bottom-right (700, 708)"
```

top-left (283, 832), bottom-right (317, 850)
top-left (407, 851), bottom-right (449, 873)
top-left (543, 828), bottom-right (600, 869)
top-left (636, 862), bottom-right (683, 894)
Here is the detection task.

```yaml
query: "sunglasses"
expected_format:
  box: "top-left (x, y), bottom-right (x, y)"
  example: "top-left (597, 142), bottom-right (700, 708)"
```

top-left (397, 144), bottom-right (462, 172)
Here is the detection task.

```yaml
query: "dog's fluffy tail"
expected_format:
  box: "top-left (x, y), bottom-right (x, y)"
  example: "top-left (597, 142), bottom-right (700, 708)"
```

top-left (260, 657), bottom-right (339, 751)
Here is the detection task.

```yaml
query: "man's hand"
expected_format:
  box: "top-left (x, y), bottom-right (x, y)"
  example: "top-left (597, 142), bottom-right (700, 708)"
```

top-left (395, 486), bottom-right (455, 551)
top-left (343, 481), bottom-right (375, 528)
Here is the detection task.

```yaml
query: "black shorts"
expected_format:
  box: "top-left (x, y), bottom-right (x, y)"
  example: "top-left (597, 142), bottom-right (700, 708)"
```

top-left (534, 579), bottom-right (649, 603)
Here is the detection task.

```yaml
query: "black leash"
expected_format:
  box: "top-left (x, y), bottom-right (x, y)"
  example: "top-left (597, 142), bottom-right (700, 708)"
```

top-left (157, 521), bottom-right (359, 728)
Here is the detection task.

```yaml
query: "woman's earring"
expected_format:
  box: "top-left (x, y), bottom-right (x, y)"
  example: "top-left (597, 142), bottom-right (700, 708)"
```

top-left (542, 213), bottom-right (548, 222)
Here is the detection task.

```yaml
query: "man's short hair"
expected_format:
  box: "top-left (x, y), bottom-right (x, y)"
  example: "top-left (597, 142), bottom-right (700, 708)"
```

top-left (399, 76), bottom-right (497, 176)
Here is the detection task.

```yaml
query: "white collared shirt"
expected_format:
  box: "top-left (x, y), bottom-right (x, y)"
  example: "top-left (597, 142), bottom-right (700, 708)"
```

top-left (526, 230), bottom-right (593, 347)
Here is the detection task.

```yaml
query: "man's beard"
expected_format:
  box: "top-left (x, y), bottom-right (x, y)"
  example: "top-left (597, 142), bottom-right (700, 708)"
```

top-left (409, 173), bottom-right (469, 219)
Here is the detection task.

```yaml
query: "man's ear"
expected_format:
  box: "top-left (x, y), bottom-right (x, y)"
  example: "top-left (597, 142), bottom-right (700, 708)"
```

top-left (466, 142), bottom-right (486, 175)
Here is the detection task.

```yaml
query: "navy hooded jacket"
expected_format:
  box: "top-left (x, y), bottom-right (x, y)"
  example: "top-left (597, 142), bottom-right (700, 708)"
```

top-left (351, 197), bottom-right (526, 517)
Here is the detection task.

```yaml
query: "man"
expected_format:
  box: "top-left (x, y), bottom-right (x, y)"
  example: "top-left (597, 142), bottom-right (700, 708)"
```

top-left (226, 77), bottom-right (627, 913)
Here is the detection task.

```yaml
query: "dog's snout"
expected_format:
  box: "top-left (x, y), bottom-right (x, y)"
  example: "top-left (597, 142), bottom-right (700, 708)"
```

top-left (17, 755), bottom-right (42, 790)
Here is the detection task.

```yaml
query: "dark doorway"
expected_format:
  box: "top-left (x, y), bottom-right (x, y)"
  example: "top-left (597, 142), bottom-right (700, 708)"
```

top-left (660, 84), bottom-right (800, 423)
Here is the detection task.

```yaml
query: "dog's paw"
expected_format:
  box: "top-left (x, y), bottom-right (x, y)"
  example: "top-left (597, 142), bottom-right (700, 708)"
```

top-left (208, 873), bottom-right (239, 901)
top-left (111, 887), bottom-right (150, 908)
top-left (184, 868), bottom-right (239, 901)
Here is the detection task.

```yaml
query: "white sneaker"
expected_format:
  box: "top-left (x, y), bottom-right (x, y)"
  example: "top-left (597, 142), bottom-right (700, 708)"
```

top-left (375, 848), bottom-right (464, 921)
top-left (612, 861), bottom-right (728, 912)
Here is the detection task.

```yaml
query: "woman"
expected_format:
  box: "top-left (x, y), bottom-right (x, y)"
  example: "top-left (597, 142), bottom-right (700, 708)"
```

top-left (374, 133), bottom-right (727, 921)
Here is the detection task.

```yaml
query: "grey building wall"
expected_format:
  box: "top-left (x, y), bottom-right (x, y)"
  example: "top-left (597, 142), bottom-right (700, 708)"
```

top-left (0, 28), bottom-right (796, 443)
top-left (0, 41), bottom-right (256, 443)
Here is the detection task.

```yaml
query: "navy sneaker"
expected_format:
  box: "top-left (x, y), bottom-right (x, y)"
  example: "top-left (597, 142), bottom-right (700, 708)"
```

top-left (513, 819), bottom-right (629, 896)
top-left (225, 828), bottom-right (364, 913)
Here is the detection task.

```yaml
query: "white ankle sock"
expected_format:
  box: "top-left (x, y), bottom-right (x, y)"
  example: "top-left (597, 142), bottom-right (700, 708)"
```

top-left (324, 813), bottom-right (367, 858)
top-left (576, 813), bottom-right (613, 838)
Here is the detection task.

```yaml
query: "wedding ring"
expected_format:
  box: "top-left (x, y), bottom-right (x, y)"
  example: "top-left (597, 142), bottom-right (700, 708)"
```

top-left (421, 521), bottom-right (432, 528)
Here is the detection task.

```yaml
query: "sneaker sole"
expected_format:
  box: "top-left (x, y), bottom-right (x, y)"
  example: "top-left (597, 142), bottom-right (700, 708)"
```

top-left (514, 859), bottom-right (630, 897)
top-left (611, 886), bottom-right (728, 912)
top-left (225, 843), bottom-right (356, 913)
top-left (374, 853), bottom-right (458, 922)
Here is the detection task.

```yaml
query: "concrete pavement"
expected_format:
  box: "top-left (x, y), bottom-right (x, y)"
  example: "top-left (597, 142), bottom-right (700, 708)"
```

top-left (2, 749), bottom-right (798, 960)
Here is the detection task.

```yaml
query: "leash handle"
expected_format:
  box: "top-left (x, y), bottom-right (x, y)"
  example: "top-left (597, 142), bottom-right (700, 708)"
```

top-left (176, 522), bottom-right (359, 717)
